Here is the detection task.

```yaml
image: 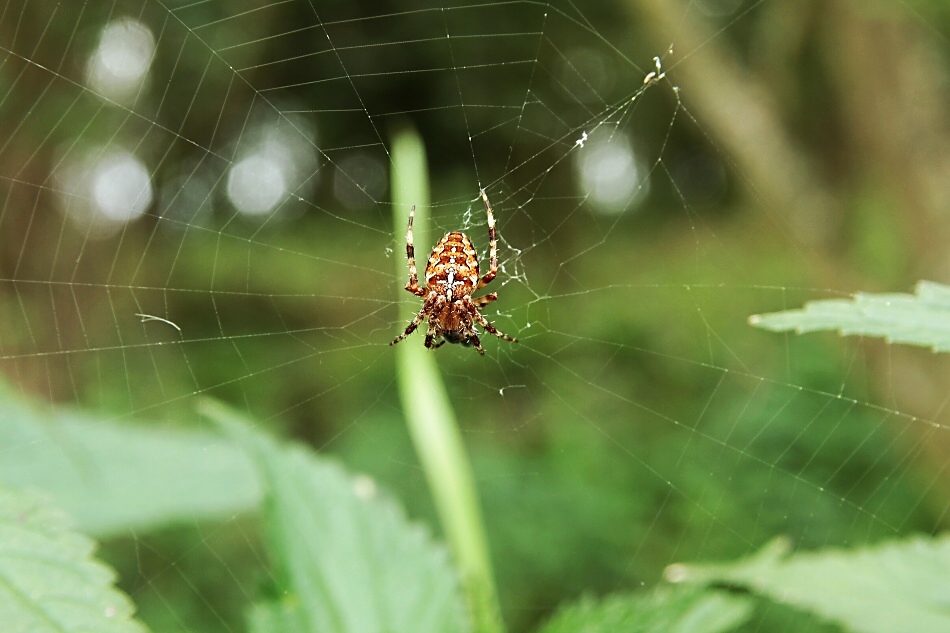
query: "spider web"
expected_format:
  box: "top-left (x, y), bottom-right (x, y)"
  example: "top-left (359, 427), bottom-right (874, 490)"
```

top-left (1, 0), bottom-right (948, 631)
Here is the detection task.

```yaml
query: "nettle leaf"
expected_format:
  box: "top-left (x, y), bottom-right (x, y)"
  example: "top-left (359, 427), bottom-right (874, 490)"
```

top-left (0, 380), bottom-right (262, 538)
top-left (667, 534), bottom-right (950, 633)
top-left (0, 487), bottom-right (147, 633)
top-left (247, 600), bottom-right (308, 633)
top-left (749, 280), bottom-right (950, 351)
top-left (537, 585), bottom-right (752, 633)
top-left (202, 400), bottom-right (468, 633)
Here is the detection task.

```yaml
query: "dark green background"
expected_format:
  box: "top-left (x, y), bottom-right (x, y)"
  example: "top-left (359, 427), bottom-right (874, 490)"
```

top-left (1, 1), bottom-right (948, 632)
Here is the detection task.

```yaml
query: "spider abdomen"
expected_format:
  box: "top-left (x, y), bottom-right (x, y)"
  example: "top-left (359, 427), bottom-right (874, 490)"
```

top-left (425, 231), bottom-right (480, 299)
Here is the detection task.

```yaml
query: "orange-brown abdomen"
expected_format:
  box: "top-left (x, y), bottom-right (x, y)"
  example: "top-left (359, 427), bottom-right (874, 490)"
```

top-left (425, 231), bottom-right (480, 300)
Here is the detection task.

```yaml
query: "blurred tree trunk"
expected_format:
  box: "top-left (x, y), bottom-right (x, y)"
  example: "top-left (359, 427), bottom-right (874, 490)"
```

top-left (629, 0), bottom-right (840, 249)
top-left (820, 1), bottom-right (950, 511)
top-left (627, 0), bottom-right (950, 522)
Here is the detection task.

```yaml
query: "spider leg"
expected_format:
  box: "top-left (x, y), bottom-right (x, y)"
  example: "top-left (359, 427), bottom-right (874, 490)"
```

top-left (403, 205), bottom-right (427, 297)
top-left (469, 331), bottom-right (485, 355)
top-left (453, 308), bottom-right (486, 355)
top-left (425, 323), bottom-right (445, 349)
top-left (463, 295), bottom-right (517, 346)
top-left (390, 304), bottom-right (428, 346)
top-left (473, 292), bottom-right (498, 308)
top-left (473, 311), bottom-right (518, 344)
top-left (475, 189), bottom-right (498, 290)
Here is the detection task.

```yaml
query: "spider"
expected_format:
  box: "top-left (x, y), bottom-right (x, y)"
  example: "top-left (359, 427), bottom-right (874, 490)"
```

top-left (390, 189), bottom-right (518, 355)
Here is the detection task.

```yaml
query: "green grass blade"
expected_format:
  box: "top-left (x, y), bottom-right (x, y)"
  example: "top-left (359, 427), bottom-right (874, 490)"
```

top-left (390, 123), bottom-right (504, 633)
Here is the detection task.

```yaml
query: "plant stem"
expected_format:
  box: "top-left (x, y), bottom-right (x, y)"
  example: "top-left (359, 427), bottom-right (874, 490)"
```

top-left (390, 123), bottom-right (504, 633)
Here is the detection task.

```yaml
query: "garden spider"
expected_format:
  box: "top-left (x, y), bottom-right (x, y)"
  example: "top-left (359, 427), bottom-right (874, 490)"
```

top-left (390, 189), bottom-right (518, 355)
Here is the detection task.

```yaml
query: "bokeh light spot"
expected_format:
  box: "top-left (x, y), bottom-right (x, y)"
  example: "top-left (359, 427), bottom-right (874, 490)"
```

top-left (227, 155), bottom-right (287, 216)
top-left (86, 18), bottom-right (155, 102)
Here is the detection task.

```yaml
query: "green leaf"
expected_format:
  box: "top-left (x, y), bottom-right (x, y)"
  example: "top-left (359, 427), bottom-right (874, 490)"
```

top-left (202, 399), bottom-right (469, 633)
top-left (247, 600), bottom-right (308, 633)
top-left (748, 280), bottom-right (950, 351)
top-left (667, 534), bottom-right (950, 633)
top-left (537, 585), bottom-right (753, 633)
top-left (0, 487), bottom-right (148, 633)
top-left (0, 381), bottom-right (262, 538)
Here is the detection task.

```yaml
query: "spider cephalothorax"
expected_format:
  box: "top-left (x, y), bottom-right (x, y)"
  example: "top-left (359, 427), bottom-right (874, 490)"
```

top-left (390, 189), bottom-right (518, 355)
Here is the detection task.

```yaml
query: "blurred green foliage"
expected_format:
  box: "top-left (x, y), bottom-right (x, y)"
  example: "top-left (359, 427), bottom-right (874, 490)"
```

top-left (1, 1), bottom-right (949, 632)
